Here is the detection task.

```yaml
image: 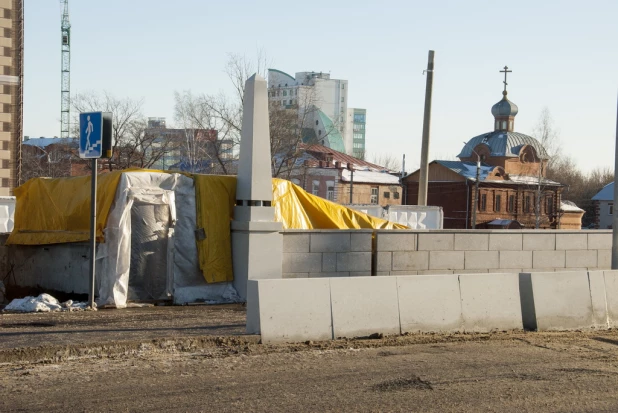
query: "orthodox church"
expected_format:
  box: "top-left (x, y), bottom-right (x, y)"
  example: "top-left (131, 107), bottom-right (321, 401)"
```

top-left (403, 68), bottom-right (584, 229)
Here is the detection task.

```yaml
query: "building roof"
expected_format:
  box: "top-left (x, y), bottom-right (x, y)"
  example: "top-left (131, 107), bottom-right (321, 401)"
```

top-left (560, 200), bottom-right (584, 212)
top-left (457, 131), bottom-right (548, 159)
top-left (431, 160), bottom-right (562, 186)
top-left (592, 182), bottom-right (614, 201)
top-left (302, 144), bottom-right (387, 171)
top-left (340, 169), bottom-right (400, 184)
top-left (268, 68), bottom-right (296, 84)
top-left (23, 137), bottom-right (77, 148)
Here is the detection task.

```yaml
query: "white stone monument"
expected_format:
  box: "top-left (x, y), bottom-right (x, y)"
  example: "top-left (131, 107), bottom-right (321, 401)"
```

top-left (232, 74), bottom-right (283, 301)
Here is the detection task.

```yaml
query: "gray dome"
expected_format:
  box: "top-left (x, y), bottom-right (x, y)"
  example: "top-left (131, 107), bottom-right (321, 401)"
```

top-left (457, 131), bottom-right (547, 159)
top-left (491, 92), bottom-right (519, 117)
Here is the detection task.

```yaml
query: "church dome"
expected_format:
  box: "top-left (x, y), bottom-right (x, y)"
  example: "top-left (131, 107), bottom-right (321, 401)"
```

top-left (457, 131), bottom-right (547, 160)
top-left (491, 91), bottom-right (519, 118)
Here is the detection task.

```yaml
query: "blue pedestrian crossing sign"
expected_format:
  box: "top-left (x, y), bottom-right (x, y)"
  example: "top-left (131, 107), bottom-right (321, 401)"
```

top-left (79, 112), bottom-right (113, 159)
top-left (80, 112), bottom-right (103, 158)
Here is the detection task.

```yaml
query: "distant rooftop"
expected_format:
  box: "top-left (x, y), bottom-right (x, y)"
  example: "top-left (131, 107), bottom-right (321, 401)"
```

top-left (22, 137), bottom-right (77, 148)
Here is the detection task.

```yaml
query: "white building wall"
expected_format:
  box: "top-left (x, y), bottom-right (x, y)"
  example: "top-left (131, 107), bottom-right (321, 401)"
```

top-left (599, 200), bottom-right (613, 229)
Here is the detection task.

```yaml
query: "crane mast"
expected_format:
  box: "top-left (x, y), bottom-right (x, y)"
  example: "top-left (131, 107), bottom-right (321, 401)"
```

top-left (60, 0), bottom-right (70, 138)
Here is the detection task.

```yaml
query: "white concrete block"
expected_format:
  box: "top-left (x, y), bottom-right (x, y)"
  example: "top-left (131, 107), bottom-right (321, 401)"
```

top-left (556, 234), bottom-right (587, 250)
top-left (533, 250), bottom-right (565, 269)
top-left (282, 252), bottom-right (323, 273)
top-left (588, 271), bottom-right (609, 328)
top-left (459, 273), bottom-right (523, 332)
top-left (282, 233), bottom-right (310, 253)
top-left (529, 271), bottom-right (594, 331)
top-left (429, 251), bottom-right (464, 270)
top-left (350, 232), bottom-right (372, 252)
top-left (330, 277), bottom-right (400, 338)
top-left (376, 232), bottom-right (416, 252)
top-left (336, 252), bottom-right (371, 272)
top-left (565, 250), bottom-right (597, 268)
top-left (397, 275), bottom-right (462, 333)
top-left (376, 251), bottom-right (392, 272)
top-left (598, 250), bottom-right (611, 269)
top-left (454, 233), bottom-right (489, 251)
top-left (464, 251), bottom-right (499, 270)
top-left (603, 270), bottom-right (618, 328)
top-left (500, 251), bottom-right (532, 269)
top-left (322, 253), bottom-right (336, 272)
top-left (310, 233), bottom-right (351, 253)
top-left (523, 234), bottom-right (555, 250)
top-left (588, 233), bottom-right (612, 250)
top-left (417, 233), bottom-right (454, 251)
top-left (246, 279), bottom-right (333, 343)
top-left (489, 233), bottom-right (522, 251)
top-left (392, 251), bottom-right (429, 271)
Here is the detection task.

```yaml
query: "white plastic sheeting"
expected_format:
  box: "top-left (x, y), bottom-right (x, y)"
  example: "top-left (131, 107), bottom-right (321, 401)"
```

top-left (5, 294), bottom-right (91, 312)
top-left (387, 205), bottom-right (444, 229)
top-left (97, 172), bottom-right (240, 308)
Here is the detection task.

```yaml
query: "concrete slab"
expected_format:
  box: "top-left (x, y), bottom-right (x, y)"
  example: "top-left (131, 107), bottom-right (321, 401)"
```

top-left (376, 252), bottom-right (392, 272)
top-left (565, 250), bottom-right (597, 268)
top-left (246, 279), bottom-right (333, 343)
top-left (310, 233), bottom-right (351, 253)
top-left (528, 271), bottom-right (594, 331)
top-left (282, 252), bottom-right (323, 273)
top-left (523, 234), bottom-right (555, 251)
top-left (464, 251), bottom-right (499, 270)
top-left (282, 233), bottom-right (310, 253)
top-left (603, 270), bottom-right (618, 328)
top-left (336, 252), bottom-right (371, 272)
top-left (598, 250), bottom-right (611, 269)
top-left (429, 251), bottom-right (464, 270)
top-left (556, 234), bottom-right (588, 250)
top-left (417, 233), bottom-right (454, 251)
top-left (489, 233), bottom-right (522, 251)
top-left (500, 251), bottom-right (532, 269)
top-left (397, 275), bottom-right (462, 333)
top-left (459, 273), bottom-right (523, 332)
top-left (532, 250), bottom-right (565, 269)
top-left (454, 233), bottom-right (489, 251)
top-left (588, 271), bottom-right (609, 328)
top-left (330, 277), bottom-right (400, 338)
top-left (350, 232), bottom-right (372, 252)
top-left (376, 232), bottom-right (416, 252)
top-left (588, 233), bottom-right (612, 250)
top-left (392, 251), bottom-right (429, 271)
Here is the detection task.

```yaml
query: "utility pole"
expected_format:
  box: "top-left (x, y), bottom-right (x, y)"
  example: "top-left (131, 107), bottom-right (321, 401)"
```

top-left (401, 154), bottom-right (406, 204)
top-left (417, 50), bottom-right (434, 206)
top-left (467, 145), bottom-right (482, 230)
top-left (349, 166), bottom-right (354, 204)
top-left (612, 92), bottom-right (618, 270)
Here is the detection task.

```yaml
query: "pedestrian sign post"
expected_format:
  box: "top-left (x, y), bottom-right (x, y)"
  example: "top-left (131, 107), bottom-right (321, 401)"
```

top-left (79, 111), bottom-right (113, 309)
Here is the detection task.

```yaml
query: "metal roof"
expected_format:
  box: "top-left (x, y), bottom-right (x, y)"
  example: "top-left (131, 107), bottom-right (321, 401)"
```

top-left (457, 131), bottom-right (548, 159)
top-left (23, 137), bottom-right (77, 148)
top-left (435, 160), bottom-right (494, 181)
top-left (592, 182), bottom-right (614, 201)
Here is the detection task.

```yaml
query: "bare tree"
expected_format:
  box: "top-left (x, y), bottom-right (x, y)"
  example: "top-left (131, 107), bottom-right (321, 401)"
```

top-left (370, 153), bottom-right (401, 171)
top-left (72, 92), bottom-right (174, 171)
top-left (530, 107), bottom-right (562, 228)
top-left (21, 140), bottom-right (75, 181)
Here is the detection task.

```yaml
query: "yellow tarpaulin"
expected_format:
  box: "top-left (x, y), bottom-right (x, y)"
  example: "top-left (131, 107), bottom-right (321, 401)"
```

top-left (8, 171), bottom-right (406, 284)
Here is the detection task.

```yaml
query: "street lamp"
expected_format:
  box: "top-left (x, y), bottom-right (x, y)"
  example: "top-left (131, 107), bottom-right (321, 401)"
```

top-left (465, 142), bottom-right (482, 229)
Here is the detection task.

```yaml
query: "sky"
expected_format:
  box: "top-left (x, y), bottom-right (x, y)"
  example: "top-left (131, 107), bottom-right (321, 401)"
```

top-left (23, 0), bottom-right (618, 173)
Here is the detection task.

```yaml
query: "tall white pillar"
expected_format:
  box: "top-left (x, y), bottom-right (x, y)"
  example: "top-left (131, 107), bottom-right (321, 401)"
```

top-left (232, 74), bottom-right (283, 300)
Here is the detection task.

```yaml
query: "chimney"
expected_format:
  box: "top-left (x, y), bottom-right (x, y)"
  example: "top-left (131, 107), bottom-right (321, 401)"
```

top-left (335, 161), bottom-right (341, 168)
top-left (319, 161), bottom-right (324, 168)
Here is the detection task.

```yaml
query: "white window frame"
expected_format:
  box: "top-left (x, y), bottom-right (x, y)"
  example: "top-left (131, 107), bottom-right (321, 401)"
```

top-left (609, 203), bottom-right (614, 215)
top-left (312, 180), bottom-right (320, 196)
top-left (326, 181), bottom-right (335, 201)
top-left (370, 187), bottom-right (378, 204)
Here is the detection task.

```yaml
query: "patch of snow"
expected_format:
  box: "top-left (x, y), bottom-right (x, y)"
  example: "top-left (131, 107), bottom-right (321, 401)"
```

top-left (4, 294), bottom-right (95, 313)
top-left (560, 200), bottom-right (584, 212)
top-left (341, 169), bottom-right (400, 184)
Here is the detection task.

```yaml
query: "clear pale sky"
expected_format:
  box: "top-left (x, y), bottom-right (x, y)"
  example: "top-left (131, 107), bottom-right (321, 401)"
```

top-left (24, 0), bottom-right (618, 172)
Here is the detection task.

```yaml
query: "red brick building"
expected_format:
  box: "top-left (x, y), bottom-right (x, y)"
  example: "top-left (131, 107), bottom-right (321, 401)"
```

top-left (404, 84), bottom-right (580, 229)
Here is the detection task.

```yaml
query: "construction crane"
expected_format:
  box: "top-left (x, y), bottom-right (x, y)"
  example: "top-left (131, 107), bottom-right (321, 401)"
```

top-left (60, 0), bottom-right (70, 138)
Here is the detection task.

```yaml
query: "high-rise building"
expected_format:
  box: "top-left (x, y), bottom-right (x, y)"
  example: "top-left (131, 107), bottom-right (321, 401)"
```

top-left (0, 0), bottom-right (23, 195)
top-left (267, 69), bottom-right (366, 157)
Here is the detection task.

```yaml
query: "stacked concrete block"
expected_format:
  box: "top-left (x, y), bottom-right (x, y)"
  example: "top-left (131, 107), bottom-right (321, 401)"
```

top-left (282, 230), bottom-right (372, 278)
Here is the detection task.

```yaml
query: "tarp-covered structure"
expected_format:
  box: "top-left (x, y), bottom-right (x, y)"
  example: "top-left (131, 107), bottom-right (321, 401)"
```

top-left (8, 170), bottom-right (405, 308)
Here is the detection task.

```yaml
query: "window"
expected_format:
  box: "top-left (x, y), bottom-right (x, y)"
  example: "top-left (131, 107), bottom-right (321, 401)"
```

top-left (312, 180), bottom-right (320, 196)
top-left (1, 178), bottom-right (8, 187)
top-left (282, 100), bottom-right (286, 106)
top-left (341, 97), bottom-right (344, 103)
top-left (524, 195), bottom-right (531, 213)
top-left (326, 181), bottom-right (335, 201)
top-left (2, 122), bottom-right (8, 132)
top-left (4, 28), bottom-right (10, 39)
top-left (4, 9), bottom-right (11, 19)
top-left (3, 47), bottom-right (9, 57)
top-left (479, 193), bottom-right (487, 211)
top-left (316, 120), bottom-right (319, 126)
top-left (495, 194), bottom-right (501, 212)
top-left (508, 194), bottom-right (515, 212)
top-left (341, 83), bottom-right (345, 89)
top-left (501, 121), bottom-right (507, 129)
top-left (2, 85), bottom-right (9, 94)
top-left (1, 159), bottom-right (7, 169)
top-left (291, 178), bottom-right (301, 186)
top-left (2, 103), bottom-right (9, 113)
top-left (370, 187), bottom-right (378, 204)
top-left (610, 203), bottom-right (614, 216)
top-left (546, 196), bottom-right (554, 215)
top-left (383, 191), bottom-right (390, 199)
top-left (283, 90), bottom-right (287, 96)
top-left (2, 141), bottom-right (8, 150)
top-left (393, 192), bottom-right (400, 200)
top-left (3, 66), bottom-right (10, 76)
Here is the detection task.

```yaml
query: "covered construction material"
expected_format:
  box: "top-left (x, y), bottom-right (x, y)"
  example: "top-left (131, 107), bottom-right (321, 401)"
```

top-left (7, 171), bottom-right (405, 308)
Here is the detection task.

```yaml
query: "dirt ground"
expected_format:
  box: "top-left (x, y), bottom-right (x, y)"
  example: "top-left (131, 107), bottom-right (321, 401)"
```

top-left (3, 306), bottom-right (618, 412)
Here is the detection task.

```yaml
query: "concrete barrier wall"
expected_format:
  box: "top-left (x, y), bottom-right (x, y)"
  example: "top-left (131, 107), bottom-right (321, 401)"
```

top-left (248, 272), bottom-right (525, 343)
top-left (249, 270), bottom-right (618, 343)
top-left (375, 230), bottom-right (612, 275)
top-left (281, 230), bottom-right (373, 279)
